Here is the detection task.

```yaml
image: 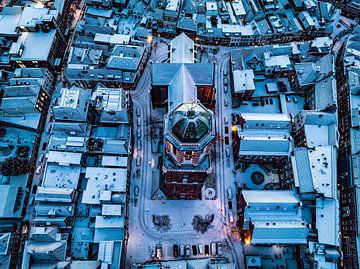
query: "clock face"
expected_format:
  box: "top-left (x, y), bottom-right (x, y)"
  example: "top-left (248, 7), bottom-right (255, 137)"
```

top-left (251, 172), bottom-right (265, 185)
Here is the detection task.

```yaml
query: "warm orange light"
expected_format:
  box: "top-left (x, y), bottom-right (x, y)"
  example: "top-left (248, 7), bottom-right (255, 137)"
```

top-left (232, 125), bottom-right (237, 132)
top-left (147, 35), bottom-right (153, 44)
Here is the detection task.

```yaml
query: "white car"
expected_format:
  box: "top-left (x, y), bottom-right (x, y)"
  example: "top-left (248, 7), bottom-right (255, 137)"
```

top-left (227, 187), bottom-right (233, 200)
top-left (35, 166), bottom-right (42, 175)
top-left (225, 148), bottom-right (230, 157)
top-left (228, 210), bottom-right (234, 224)
top-left (210, 242), bottom-right (217, 256)
top-left (39, 153), bottom-right (45, 163)
top-left (198, 244), bottom-right (204, 255)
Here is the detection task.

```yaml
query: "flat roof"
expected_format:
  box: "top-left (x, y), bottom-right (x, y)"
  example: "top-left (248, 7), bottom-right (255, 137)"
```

top-left (0, 8), bottom-right (21, 36)
top-left (47, 151), bottom-right (82, 165)
top-left (240, 112), bottom-right (291, 123)
top-left (101, 156), bottom-right (128, 168)
top-left (166, 0), bottom-right (180, 11)
top-left (82, 167), bottom-right (127, 204)
top-left (0, 185), bottom-right (23, 218)
top-left (264, 53), bottom-right (291, 68)
top-left (242, 190), bottom-right (300, 204)
top-left (12, 30), bottom-right (56, 61)
top-left (233, 69), bottom-right (255, 93)
top-left (94, 33), bottom-right (130, 45)
top-left (316, 198), bottom-right (339, 246)
top-left (59, 87), bottom-right (81, 109)
top-left (43, 163), bottom-right (81, 189)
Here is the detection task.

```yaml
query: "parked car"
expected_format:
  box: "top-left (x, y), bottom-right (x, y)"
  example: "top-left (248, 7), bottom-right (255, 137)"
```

top-left (136, 156), bottom-right (141, 166)
top-left (225, 148), bottom-right (230, 157)
top-left (198, 244), bottom-right (204, 255)
top-left (192, 245), bottom-right (197, 255)
top-left (228, 201), bottom-right (233, 210)
top-left (224, 99), bottom-right (228, 106)
top-left (134, 186), bottom-right (139, 196)
top-left (210, 242), bottom-right (217, 256)
top-left (137, 140), bottom-right (142, 150)
top-left (137, 129), bottom-right (141, 138)
top-left (42, 143), bottom-right (47, 151)
top-left (39, 153), bottom-right (45, 163)
top-left (224, 117), bottom-right (229, 124)
top-left (185, 245), bottom-right (191, 256)
top-left (35, 165), bottom-right (42, 175)
top-left (46, 124), bottom-right (52, 134)
top-left (204, 244), bottom-right (209, 255)
top-left (155, 244), bottom-right (162, 259)
top-left (179, 244), bottom-right (185, 257)
top-left (227, 187), bottom-right (233, 200)
top-left (136, 107), bottom-right (141, 116)
top-left (32, 185), bottom-right (38, 194)
top-left (137, 118), bottom-right (141, 126)
top-left (228, 210), bottom-right (234, 224)
top-left (216, 242), bottom-right (223, 255)
top-left (173, 244), bottom-right (179, 257)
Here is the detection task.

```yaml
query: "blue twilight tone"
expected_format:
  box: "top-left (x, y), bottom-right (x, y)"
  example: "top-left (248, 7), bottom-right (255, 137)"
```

top-left (0, 0), bottom-right (359, 268)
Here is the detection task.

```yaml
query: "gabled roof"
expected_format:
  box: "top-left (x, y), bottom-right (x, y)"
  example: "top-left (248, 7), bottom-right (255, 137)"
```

top-left (169, 33), bottom-right (195, 63)
top-left (152, 63), bottom-right (214, 86)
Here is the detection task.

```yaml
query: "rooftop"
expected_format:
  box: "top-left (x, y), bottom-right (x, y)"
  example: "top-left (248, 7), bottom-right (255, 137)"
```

top-left (82, 167), bottom-right (127, 204)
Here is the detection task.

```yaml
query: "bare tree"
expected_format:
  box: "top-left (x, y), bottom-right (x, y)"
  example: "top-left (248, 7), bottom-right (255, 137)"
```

top-left (192, 215), bottom-right (214, 234)
top-left (1, 157), bottom-right (30, 176)
top-left (153, 215), bottom-right (172, 232)
top-left (144, 116), bottom-right (163, 143)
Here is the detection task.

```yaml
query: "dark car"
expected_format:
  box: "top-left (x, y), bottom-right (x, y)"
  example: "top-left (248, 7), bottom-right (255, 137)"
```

top-left (42, 142), bottom-right (47, 151)
top-left (173, 244), bottom-right (179, 257)
top-left (205, 244), bottom-right (210, 255)
top-left (192, 245), bottom-right (197, 255)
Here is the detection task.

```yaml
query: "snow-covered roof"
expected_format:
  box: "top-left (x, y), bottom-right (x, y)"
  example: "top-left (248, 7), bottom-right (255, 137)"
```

top-left (169, 33), bottom-right (195, 63)
top-left (293, 146), bottom-right (337, 198)
top-left (239, 132), bottom-right (291, 156)
top-left (47, 151), bottom-right (82, 165)
top-left (82, 167), bottom-right (127, 204)
top-left (242, 190), bottom-right (300, 205)
top-left (233, 69), bottom-right (255, 94)
top-left (294, 111), bottom-right (338, 148)
top-left (240, 113), bottom-right (291, 129)
top-left (251, 221), bottom-right (308, 244)
top-left (101, 156), bottom-right (128, 168)
top-left (316, 198), bottom-right (339, 246)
